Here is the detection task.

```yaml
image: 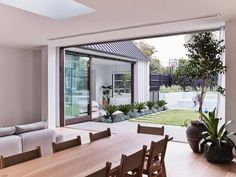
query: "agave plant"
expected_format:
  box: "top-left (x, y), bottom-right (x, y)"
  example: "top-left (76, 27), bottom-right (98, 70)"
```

top-left (134, 102), bottom-right (146, 113)
top-left (118, 104), bottom-right (132, 115)
top-left (103, 105), bottom-right (117, 123)
top-left (200, 109), bottom-right (236, 163)
top-left (145, 101), bottom-right (155, 110)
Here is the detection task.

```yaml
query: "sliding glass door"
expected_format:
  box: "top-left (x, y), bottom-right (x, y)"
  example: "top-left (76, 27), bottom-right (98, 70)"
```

top-left (64, 51), bottom-right (91, 125)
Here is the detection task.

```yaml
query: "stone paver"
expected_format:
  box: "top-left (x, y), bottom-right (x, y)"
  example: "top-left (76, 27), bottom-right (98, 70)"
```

top-left (67, 120), bottom-right (187, 142)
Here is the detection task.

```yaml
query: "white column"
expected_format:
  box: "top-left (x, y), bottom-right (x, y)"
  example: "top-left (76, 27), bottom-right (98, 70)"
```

top-left (41, 46), bottom-right (59, 129)
top-left (134, 61), bottom-right (150, 102)
top-left (225, 19), bottom-right (236, 153)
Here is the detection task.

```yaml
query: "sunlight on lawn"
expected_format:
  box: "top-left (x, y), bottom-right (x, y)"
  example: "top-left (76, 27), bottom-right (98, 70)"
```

top-left (129, 109), bottom-right (199, 126)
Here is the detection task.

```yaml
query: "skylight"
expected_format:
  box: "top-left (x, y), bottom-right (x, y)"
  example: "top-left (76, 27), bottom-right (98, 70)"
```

top-left (0, 0), bottom-right (95, 20)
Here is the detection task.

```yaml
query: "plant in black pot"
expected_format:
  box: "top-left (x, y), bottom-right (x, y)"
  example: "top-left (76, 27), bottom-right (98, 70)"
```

top-left (200, 109), bottom-right (236, 164)
top-left (180, 32), bottom-right (226, 153)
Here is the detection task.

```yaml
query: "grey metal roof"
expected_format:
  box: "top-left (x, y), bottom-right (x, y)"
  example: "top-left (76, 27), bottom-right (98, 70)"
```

top-left (79, 41), bottom-right (150, 62)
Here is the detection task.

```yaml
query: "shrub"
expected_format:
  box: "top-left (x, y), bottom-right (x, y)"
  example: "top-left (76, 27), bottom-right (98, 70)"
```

top-left (118, 104), bottom-right (132, 115)
top-left (155, 100), bottom-right (167, 108)
top-left (134, 102), bottom-right (146, 113)
top-left (103, 105), bottom-right (117, 123)
top-left (145, 101), bottom-right (155, 110)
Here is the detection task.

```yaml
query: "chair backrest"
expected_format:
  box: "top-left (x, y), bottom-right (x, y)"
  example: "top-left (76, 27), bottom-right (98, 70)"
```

top-left (0, 146), bottom-right (42, 169)
top-left (89, 128), bottom-right (111, 142)
top-left (146, 135), bottom-right (169, 171)
top-left (118, 145), bottom-right (147, 177)
top-left (137, 124), bottom-right (164, 136)
top-left (86, 162), bottom-right (111, 177)
top-left (52, 136), bottom-right (82, 153)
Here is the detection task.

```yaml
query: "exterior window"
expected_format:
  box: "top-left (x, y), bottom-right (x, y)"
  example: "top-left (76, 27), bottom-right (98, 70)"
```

top-left (113, 73), bottom-right (131, 97)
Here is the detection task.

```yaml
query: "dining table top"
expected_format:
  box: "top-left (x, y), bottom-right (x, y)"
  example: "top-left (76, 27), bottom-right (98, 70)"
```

top-left (0, 132), bottom-right (164, 177)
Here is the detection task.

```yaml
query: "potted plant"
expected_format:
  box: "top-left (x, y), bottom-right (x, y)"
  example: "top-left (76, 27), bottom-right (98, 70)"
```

top-left (182, 32), bottom-right (226, 152)
top-left (102, 85), bottom-right (112, 106)
top-left (200, 109), bottom-right (236, 163)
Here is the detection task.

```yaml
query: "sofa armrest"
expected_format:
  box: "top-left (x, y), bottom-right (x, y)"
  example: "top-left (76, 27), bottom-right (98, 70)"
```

top-left (18, 129), bottom-right (56, 156)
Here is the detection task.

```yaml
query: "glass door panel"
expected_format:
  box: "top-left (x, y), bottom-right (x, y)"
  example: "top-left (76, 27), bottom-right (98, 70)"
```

top-left (64, 52), bottom-right (90, 124)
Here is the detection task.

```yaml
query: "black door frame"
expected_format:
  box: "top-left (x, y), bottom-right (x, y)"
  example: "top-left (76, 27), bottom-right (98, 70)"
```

top-left (59, 48), bottom-right (135, 127)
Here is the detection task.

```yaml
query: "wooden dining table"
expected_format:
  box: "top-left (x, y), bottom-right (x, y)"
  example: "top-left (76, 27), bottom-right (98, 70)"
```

top-left (0, 133), bottom-right (164, 177)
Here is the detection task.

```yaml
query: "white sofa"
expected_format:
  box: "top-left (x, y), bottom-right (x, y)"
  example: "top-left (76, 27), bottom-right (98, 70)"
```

top-left (0, 121), bottom-right (63, 157)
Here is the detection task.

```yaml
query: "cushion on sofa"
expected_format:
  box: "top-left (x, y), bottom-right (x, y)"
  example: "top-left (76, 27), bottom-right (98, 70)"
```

top-left (0, 135), bottom-right (22, 157)
top-left (0, 127), bottom-right (16, 137)
top-left (15, 121), bottom-right (47, 134)
top-left (18, 129), bottom-right (56, 156)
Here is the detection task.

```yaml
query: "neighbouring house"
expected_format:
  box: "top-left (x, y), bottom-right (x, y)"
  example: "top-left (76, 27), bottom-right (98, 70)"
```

top-left (61, 41), bottom-right (150, 125)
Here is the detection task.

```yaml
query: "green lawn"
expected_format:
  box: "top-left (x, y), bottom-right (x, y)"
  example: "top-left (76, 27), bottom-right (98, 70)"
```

top-left (129, 109), bottom-right (199, 126)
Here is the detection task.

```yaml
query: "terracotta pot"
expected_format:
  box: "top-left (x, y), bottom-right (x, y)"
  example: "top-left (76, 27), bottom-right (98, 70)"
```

top-left (103, 99), bottom-right (109, 107)
top-left (186, 120), bottom-right (206, 153)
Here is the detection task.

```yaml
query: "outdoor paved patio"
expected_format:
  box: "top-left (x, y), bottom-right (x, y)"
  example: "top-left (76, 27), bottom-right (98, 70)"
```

top-left (67, 120), bottom-right (187, 142)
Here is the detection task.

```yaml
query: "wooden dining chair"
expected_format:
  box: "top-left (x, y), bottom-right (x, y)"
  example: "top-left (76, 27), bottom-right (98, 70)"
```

top-left (0, 146), bottom-right (42, 169)
top-left (86, 162), bottom-right (111, 177)
top-left (89, 128), bottom-right (111, 142)
top-left (52, 136), bottom-right (82, 153)
top-left (137, 124), bottom-right (164, 136)
top-left (143, 135), bottom-right (169, 177)
top-left (114, 145), bottom-right (147, 177)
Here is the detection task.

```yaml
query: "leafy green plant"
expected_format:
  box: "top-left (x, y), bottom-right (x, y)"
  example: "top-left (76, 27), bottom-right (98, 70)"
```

top-left (182, 32), bottom-right (226, 117)
top-left (156, 100), bottom-right (167, 108)
top-left (200, 109), bottom-right (236, 163)
top-left (145, 101), bottom-right (155, 110)
top-left (118, 104), bottom-right (132, 115)
top-left (134, 102), bottom-right (146, 113)
top-left (103, 105), bottom-right (117, 123)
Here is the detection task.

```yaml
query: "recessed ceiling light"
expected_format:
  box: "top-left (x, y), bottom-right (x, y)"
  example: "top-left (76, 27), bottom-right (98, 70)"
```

top-left (0, 0), bottom-right (95, 20)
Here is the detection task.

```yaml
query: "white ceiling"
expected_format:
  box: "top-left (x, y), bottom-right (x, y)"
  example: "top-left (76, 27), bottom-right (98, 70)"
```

top-left (0, 0), bottom-right (235, 48)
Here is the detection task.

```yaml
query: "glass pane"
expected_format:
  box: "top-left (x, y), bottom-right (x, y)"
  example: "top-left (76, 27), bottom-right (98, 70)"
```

top-left (64, 53), bottom-right (89, 118)
top-left (113, 73), bottom-right (131, 96)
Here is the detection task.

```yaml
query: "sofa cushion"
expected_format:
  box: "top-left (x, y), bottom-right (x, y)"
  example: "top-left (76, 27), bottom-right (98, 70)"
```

top-left (0, 127), bottom-right (16, 137)
top-left (18, 129), bottom-right (56, 156)
top-left (15, 121), bottom-right (47, 135)
top-left (0, 135), bottom-right (22, 157)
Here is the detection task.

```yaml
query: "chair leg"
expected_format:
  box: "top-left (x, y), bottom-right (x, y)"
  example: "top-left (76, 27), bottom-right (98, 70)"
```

top-left (162, 162), bottom-right (167, 177)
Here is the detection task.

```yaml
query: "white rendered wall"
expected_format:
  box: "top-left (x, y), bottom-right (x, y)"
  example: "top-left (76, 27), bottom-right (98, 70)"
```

top-left (225, 19), bottom-right (236, 150)
top-left (134, 61), bottom-right (150, 103)
top-left (0, 47), bottom-right (41, 126)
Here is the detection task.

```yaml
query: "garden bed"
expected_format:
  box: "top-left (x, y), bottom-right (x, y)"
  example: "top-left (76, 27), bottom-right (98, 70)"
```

top-left (93, 100), bottom-right (168, 123)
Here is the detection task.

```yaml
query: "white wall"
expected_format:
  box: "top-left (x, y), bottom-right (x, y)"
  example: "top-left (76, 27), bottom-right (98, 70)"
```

top-left (134, 61), bottom-right (150, 102)
top-left (91, 58), bottom-right (131, 106)
top-left (0, 47), bottom-right (41, 126)
top-left (225, 19), bottom-right (236, 135)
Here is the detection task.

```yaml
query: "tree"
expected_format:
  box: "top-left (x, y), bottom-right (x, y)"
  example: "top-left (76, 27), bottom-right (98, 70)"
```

top-left (184, 32), bottom-right (225, 117)
top-left (173, 58), bottom-right (192, 91)
top-left (135, 41), bottom-right (169, 75)
top-left (134, 41), bottom-right (156, 57)
top-left (150, 57), bottom-right (162, 74)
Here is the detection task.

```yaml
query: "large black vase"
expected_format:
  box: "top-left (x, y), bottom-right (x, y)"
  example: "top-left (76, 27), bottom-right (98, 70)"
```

top-left (186, 121), bottom-right (206, 153)
top-left (204, 143), bottom-right (234, 164)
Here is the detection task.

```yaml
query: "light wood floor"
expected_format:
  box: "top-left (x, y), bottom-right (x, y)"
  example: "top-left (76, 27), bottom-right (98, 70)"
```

top-left (55, 127), bottom-right (236, 177)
